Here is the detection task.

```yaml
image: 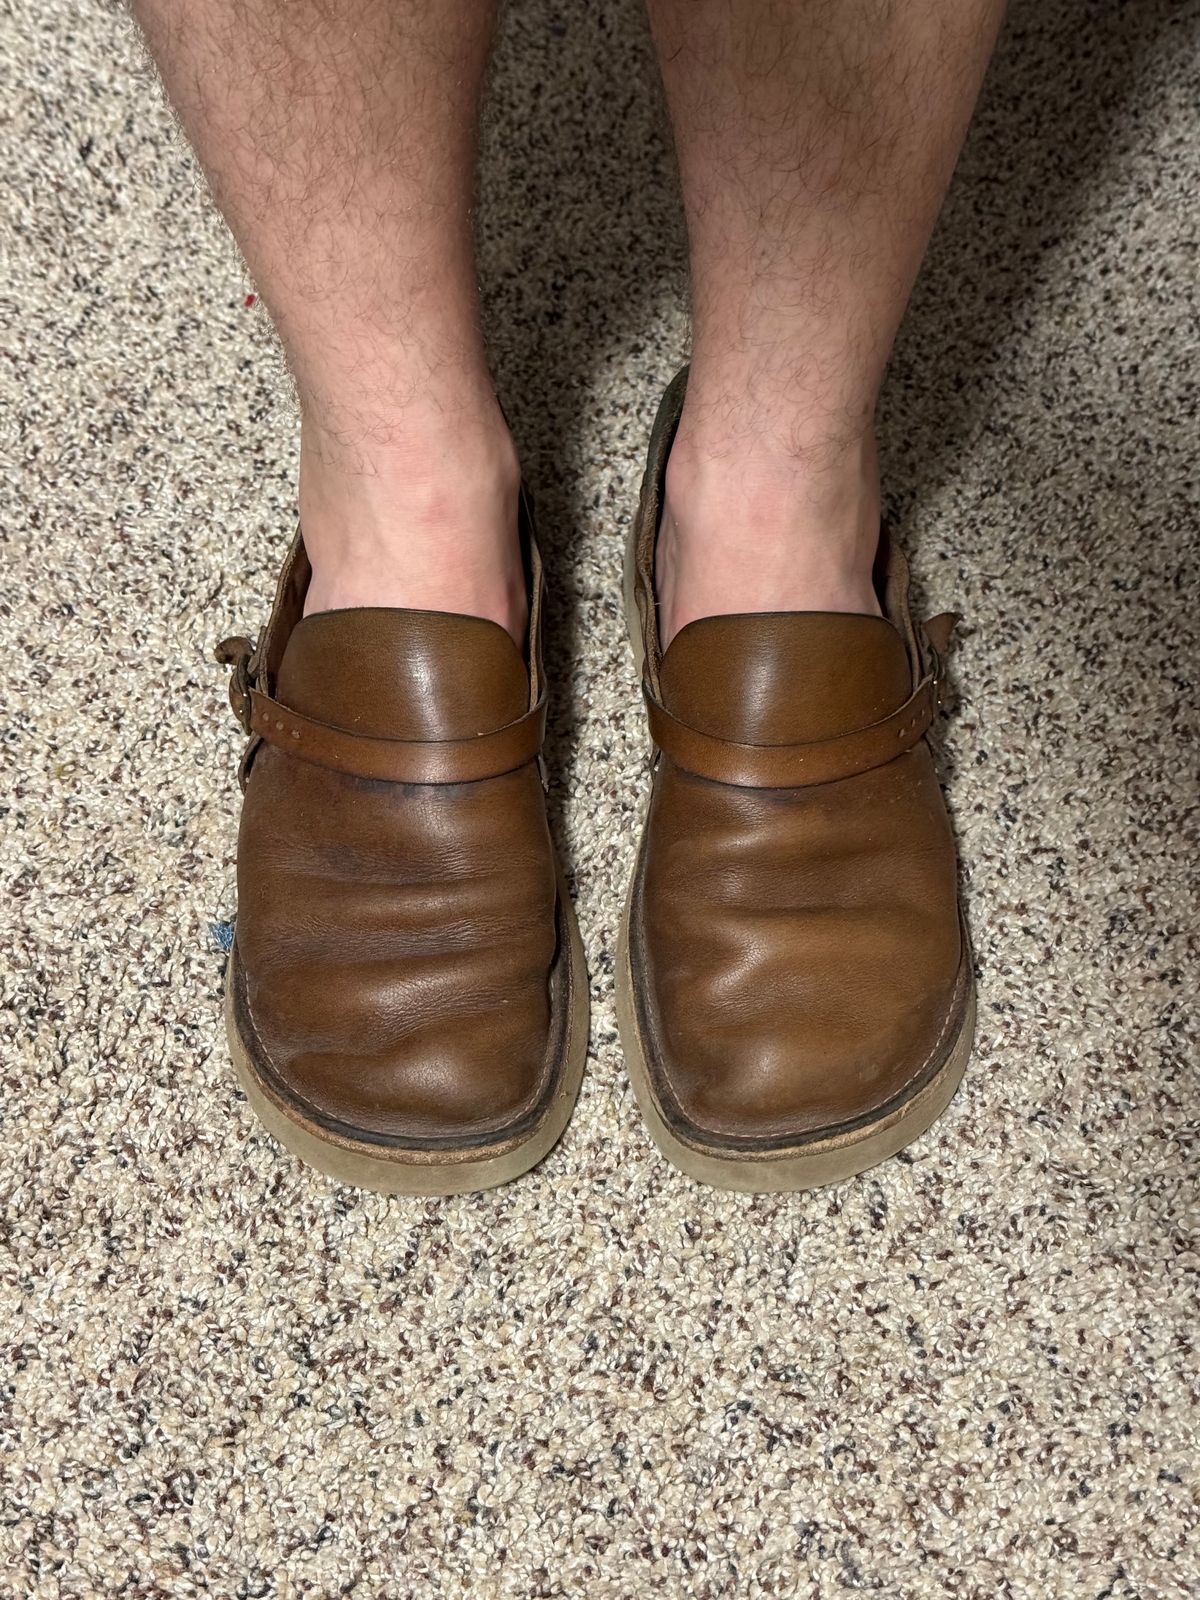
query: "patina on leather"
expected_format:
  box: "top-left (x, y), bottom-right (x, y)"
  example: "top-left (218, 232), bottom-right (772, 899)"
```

top-left (624, 368), bottom-right (972, 1164)
top-left (217, 500), bottom-right (578, 1165)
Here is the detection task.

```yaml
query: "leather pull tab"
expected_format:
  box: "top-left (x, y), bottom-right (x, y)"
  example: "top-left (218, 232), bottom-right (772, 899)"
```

top-left (922, 611), bottom-right (960, 657)
top-left (215, 635), bottom-right (254, 670)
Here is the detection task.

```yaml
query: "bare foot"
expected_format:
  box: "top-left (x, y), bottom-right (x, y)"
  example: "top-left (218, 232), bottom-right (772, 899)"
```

top-left (298, 399), bottom-right (528, 646)
top-left (655, 420), bottom-right (882, 648)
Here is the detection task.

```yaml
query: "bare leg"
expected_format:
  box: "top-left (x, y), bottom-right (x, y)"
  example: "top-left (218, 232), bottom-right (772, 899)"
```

top-left (646, 0), bottom-right (1006, 643)
top-left (131, 0), bottom-right (526, 640)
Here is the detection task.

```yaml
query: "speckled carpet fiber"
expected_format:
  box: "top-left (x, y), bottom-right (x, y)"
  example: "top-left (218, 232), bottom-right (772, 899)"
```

top-left (3, 1), bottom-right (1198, 1595)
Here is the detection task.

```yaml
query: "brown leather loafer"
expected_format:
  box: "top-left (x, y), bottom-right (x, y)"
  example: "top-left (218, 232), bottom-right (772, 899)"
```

top-left (618, 370), bottom-right (974, 1191)
top-left (216, 499), bottom-right (587, 1194)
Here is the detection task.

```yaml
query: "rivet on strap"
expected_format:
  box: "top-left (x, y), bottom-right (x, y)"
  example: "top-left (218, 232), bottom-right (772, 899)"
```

top-left (643, 677), bottom-right (938, 790)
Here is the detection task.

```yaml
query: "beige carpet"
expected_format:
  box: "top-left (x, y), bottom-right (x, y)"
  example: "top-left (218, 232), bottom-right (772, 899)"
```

top-left (3, 1), bottom-right (1198, 1595)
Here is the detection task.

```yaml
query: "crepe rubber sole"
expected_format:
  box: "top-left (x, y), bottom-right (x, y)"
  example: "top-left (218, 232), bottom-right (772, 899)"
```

top-left (224, 875), bottom-right (589, 1196)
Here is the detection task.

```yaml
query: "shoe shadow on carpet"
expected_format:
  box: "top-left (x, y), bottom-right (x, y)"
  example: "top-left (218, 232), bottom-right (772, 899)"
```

top-left (887, 0), bottom-right (1191, 538)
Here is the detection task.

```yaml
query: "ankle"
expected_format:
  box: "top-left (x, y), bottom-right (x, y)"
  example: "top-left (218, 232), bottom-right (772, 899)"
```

top-left (656, 422), bottom-right (882, 646)
top-left (298, 400), bottom-right (528, 644)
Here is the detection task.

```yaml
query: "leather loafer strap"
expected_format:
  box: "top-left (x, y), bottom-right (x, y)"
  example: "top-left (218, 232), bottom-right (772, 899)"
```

top-left (241, 687), bottom-right (547, 784)
top-left (644, 676), bottom-right (938, 789)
